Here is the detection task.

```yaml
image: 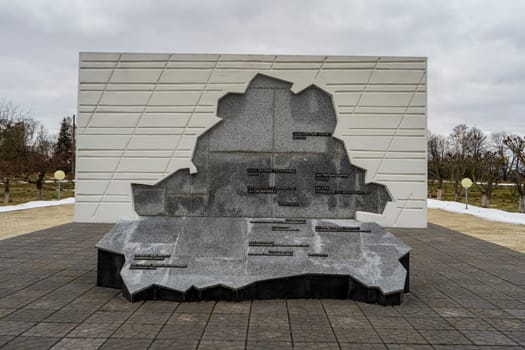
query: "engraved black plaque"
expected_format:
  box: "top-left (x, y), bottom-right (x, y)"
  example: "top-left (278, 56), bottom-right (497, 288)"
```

top-left (315, 226), bottom-right (371, 233)
top-left (247, 186), bottom-right (297, 194)
top-left (293, 131), bottom-right (332, 140)
top-left (133, 254), bottom-right (170, 261)
top-left (247, 168), bottom-right (296, 176)
top-left (130, 263), bottom-right (188, 270)
top-left (278, 201), bottom-right (300, 207)
top-left (308, 253), bottom-right (328, 257)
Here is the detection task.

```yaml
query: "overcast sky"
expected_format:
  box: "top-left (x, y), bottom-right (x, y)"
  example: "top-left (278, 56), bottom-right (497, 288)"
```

top-left (0, 0), bottom-right (523, 136)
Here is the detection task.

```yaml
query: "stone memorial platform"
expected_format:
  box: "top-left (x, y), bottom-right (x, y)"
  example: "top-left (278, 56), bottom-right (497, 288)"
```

top-left (96, 75), bottom-right (411, 305)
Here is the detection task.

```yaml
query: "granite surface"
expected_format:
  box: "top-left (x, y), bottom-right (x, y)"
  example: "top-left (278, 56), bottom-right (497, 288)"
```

top-left (96, 217), bottom-right (410, 297)
top-left (132, 74), bottom-right (391, 218)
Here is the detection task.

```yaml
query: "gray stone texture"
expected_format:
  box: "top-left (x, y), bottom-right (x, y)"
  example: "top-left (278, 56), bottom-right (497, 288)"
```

top-left (132, 74), bottom-right (390, 218)
top-left (97, 217), bottom-right (410, 296)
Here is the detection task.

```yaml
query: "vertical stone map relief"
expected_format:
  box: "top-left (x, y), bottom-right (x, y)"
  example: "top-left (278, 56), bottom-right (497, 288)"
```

top-left (132, 74), bottom-right (391, 218)
top-left (96, 75), bottom-right (411, 305)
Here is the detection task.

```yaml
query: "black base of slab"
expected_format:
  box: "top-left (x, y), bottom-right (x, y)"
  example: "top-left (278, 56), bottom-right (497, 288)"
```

top-left (97, 249), bottom-right (125, 289)
top-left (97, 249), bottom-right (410, 306)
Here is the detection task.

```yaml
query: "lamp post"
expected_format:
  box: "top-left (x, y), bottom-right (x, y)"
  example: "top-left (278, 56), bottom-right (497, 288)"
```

top-left (461, 178), bottom-right (473, 210)
top-left (54, 170), bottom-right (65, 200)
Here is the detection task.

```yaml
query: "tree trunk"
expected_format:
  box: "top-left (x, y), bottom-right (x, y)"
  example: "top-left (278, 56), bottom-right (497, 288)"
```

top-left (36, 173), bottom-right (44, 200)
top-left (520, 194), bottom-right (525, 213)
top-left (481, 193), bottom-right (489, 208)
top-left (454, 192), bottom-right (459, 201)
top-left (437, 188), bottom-right (442, 200)
top-left (3, 178), bottom-right (9, 204)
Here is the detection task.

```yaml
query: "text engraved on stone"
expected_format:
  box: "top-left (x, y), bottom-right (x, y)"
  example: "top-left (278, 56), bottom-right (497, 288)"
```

top-left (247, 186), bottom-right (296, 194)
top-left (247, 168), bottom-right (296, 176)
top-left (133, 254), bottom-right (170, 261)
top-left (278, 201), bottom-right (299, 207)
top-left (315, 189), bottom-right (371, 195)
top-left (293, 131), bottom-right (332, 140)
top-left (130, 263), bottom-right (188, 270)
top-left (271, 226), bottom-right (300, 232)
top-left (248, 252), bottom-right (294, 257)
top-left (248, 241), bottom-right (309, 248)
top-left (315, 226), bottom-right (371, 233)
top-left (315, 173), bottom-right (349, 181)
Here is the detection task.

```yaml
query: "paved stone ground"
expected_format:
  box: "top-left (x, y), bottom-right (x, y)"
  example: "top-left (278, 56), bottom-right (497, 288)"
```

top-left (0, 223), bottom-right (524, 349)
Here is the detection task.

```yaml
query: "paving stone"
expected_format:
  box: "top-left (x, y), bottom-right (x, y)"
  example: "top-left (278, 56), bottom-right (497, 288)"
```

top-left (0, 320), bottom-right (36, 335)
top-left (45, 309), bottom-right (92, 323)
top-left (126, 312), bottom-right (170, 325)
top-left (376, 329), bottom-right (428, 344)
top-left (483, 317), bottom-right (525, 331)
top-left (22, 322), bottom-right (77, 337)
top-left (167, 312), bottom-right (209, 326)
top-left (367, 316), bottom-right (413, 329)
top-left (340, 344), bottom-right (387, 350)
top-left (418, 329), bottom-right (472, 345)
top-left (149, 339), bottom-right (198, 349)
top-left (327, 315), bottom-right (373, 329)
top-left (290, 325), bottom-right (336, 343)
top-left (214, 301), bottom-right (251, 314)
top-left (332, 327), bottom-right (382, 343)
top-left (99, 338), bottom-right (152, 350)
top-left (3, 308), bottom-right (55, 322)
top-left (246, 341), bottom-right (292, 350)
top-left (432, 308), bottom-right (476, 318)
top-left (197, 340), bottom-right (246, 349)
top-left (444, 317), bottom-right (495, 331)
top-left (134, 301), bottom-right (179, 314)
top-left (247, 325), bottom-right (291, 342)
top-left (202, 325), bottom-right (247, 341)
top-left (84, 311), bottom-right (131, 323)
top-left (208, 313), bottom-right (249, 327)
top-left (0, 308), bottom-right (16, 319)
top-left (50, 337), bottom-right (106, 350)
top-left (176, 302), bottom-right (215, 314)
top-left (112, 323), bottom-right (162, 338)
top-left (156, 324), bottom-right (205, 340)
top-left (0, 335), bottom-right (15, 347)
top-left (503, 331), bottom-right (525, 346)
top-left (2, 336), bottom-right (59, 349)
top-left (385, 345), bottom-right (433, 350)
top-left (461, 330), bottom-right (518, 346)
top-left (406, 317), bottom-right (454, 330)
top-left (66, 322), bottom-right (120, 338)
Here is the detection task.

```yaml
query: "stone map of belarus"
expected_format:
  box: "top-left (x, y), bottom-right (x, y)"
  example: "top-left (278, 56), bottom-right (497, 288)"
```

top-left (96, 75), bottom-right (411, 305)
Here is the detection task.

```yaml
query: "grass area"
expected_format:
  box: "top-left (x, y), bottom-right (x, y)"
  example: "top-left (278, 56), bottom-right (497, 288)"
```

top-left (0, 181), bottom-right (75, 206)
top-left (428, 181), bottom-right (522, 212)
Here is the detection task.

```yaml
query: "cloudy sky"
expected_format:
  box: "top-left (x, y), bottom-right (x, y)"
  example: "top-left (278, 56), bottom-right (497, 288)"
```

top-left (0, 0), bottom-right (523, 136)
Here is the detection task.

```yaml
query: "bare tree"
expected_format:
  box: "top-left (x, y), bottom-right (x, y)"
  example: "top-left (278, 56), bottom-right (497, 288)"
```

top-left (471, 151), bottom-right (504, 207)
top-left (24, 125), bottom-right (56, 200)
top-left (504, 135), bottom-right (525, 213)
top-left (427, 131), bottom-right (448, 199)
top-left (0, 102), bottom-right (35, 203)
top-left (447, 124), bottom-right (470, 201)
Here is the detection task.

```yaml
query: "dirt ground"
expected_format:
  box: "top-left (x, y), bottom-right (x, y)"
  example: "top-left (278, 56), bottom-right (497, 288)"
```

top-left (428, 208), bottom-right (525, 253)
top-left (0, 204), bottom-right (74, 240)
top-left (0, 205), bottom-right (524, 254)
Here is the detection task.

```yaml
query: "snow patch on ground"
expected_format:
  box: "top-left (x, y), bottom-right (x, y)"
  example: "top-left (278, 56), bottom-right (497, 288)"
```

top-left (428, 199), bottom-right (525, 225)
top-left (0, 198), bottom-right (75, 213)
